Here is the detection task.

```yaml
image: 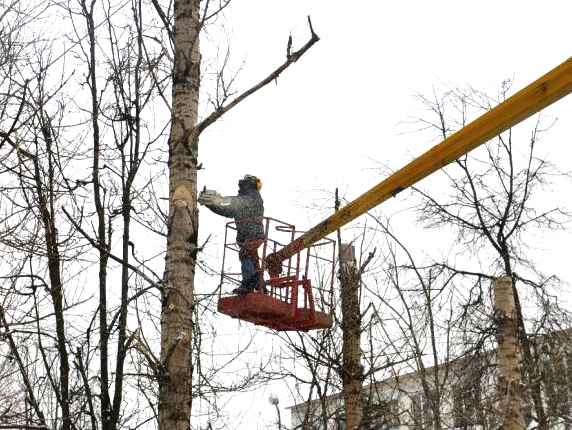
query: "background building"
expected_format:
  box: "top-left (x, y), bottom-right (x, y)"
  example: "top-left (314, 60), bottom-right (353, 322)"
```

top-left (289, 330), bottom-right (572, 429)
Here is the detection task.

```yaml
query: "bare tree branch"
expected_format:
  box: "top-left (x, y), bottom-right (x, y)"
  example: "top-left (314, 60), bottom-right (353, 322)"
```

top-left (195, 16), bottom-right (319, 136)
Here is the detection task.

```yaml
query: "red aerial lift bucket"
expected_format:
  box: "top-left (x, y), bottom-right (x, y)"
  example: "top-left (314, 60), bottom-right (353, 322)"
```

top-left (217, 217), bottom-right (335, 331)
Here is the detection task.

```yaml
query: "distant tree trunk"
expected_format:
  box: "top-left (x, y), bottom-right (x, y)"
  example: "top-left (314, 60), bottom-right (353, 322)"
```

top-left (34, 124), bottom-right (71, 430)
top-left (78, 1), bottom-right (112, 425)
top-left (159, 0), bottom-right (200, 428)
top-left (494, 276), bottom-right (525, 430)
top-left (339, 243), bottom-right (363, 430)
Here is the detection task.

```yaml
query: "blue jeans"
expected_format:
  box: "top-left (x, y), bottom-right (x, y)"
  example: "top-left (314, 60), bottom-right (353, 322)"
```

top-left (240, 257), bottom-right (260, 289)
top-left (238, 239), bottom-right (264, 290)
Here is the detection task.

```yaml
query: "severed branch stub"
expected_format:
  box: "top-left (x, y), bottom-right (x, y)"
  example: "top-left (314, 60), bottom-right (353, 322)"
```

top-left (195, 15), bottom-right (320, 136)
top-left (172, 181), bottom-right (194, 208)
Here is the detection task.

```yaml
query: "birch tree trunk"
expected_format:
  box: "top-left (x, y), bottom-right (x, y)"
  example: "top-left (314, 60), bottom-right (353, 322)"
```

top-left (339, 244), bottom-right (363, 430)
top-left (159, 0), bottom-right (201, 428)
top-left (494, 276), bottom-right (525, 430)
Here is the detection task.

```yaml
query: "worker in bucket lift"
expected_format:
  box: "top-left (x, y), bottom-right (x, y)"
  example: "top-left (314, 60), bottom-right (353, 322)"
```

top-left (198, 174), bottom-right (265, 295)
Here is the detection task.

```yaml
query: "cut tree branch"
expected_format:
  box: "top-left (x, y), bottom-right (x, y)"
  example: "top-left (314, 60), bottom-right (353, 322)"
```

top-left (195, 16), bottom-right (319, 136)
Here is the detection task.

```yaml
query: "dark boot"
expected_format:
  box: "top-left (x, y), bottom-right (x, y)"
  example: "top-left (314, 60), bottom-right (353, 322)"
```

top-left (232, 286), bottom-right (252, 295)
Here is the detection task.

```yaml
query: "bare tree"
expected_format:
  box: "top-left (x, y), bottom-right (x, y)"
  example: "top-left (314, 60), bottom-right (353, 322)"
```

top-left (1, 0), bottom-right (169, 428)
top-left (0, 0), bottom-right (325, 427)
top-left (338, 242), bottom-right (364, 430)
top-left (160, 0), bottom-right (318, 426)
top-left (494, 276), bottom-right (526, 429)
top-left (411, 83), bottom-right (572, 429)
top-left (366, 218), bottom-right (461, 430)
top-left (280, 215), bottom-right (401, 430)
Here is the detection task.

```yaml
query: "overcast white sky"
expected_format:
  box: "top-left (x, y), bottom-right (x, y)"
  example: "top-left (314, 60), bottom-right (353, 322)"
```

top-left (194, 1), bottom-right (572, 428)
top-left (200, 0), bottom-right (572, 234)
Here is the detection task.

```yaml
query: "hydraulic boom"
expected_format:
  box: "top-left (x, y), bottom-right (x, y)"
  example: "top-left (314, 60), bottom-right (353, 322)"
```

top-left (266, 56), bottom-right (572, 275)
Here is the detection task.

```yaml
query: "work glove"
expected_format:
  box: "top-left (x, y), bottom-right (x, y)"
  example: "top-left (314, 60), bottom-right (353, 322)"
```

top-left (198, 188), bottom-right (222, 206)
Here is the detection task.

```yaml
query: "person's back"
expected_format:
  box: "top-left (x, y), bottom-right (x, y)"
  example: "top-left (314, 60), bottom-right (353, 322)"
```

top-left (232, 186), bottom-right (264, 244)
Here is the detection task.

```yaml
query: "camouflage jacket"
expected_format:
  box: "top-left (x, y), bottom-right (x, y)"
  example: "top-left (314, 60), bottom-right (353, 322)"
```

top-left (204, 189), bottom-right (264, 244)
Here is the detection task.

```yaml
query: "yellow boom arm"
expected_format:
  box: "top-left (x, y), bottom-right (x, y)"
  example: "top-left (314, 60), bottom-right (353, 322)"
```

top-left (266, 56), bottom-right (572, 274)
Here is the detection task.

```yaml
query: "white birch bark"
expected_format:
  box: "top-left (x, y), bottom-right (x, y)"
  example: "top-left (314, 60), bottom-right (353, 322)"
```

top-left (494, 276), bottom-right (525, 430)
top-left (340, 244), bottom-right (363, 430)
top-left (159, 0), bottom-right (200, 428)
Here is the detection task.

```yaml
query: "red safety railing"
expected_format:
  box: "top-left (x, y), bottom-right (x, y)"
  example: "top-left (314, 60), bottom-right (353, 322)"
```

top-left (218, 217), bottom-right (335, 331)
